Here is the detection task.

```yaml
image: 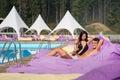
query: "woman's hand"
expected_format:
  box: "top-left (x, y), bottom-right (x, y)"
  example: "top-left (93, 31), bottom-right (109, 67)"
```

top-left (71, 51), bottom-right (76, 56)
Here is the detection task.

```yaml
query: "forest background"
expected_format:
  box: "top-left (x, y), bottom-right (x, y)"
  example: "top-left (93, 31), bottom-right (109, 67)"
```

top-left (0, 0), bottom-right (120, 34)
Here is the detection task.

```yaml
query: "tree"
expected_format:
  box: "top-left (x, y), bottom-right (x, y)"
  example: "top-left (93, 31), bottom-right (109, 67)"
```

top-left (0, 0), bottom-right (120, 33)
top-left (0, 0), bottom-right (7, 17)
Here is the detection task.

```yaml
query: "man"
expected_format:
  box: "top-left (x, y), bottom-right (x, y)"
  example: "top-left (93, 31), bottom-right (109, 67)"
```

top-left (47, 38), bottom-right (104, 59)
top-left (78, 38), bottom-right (103, 59)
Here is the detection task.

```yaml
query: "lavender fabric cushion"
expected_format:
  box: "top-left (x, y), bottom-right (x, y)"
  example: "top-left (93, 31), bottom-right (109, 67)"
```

top-left (6, 35), bottom-right (120, 78)
top-left (75, 62), bottom-right (120, 80)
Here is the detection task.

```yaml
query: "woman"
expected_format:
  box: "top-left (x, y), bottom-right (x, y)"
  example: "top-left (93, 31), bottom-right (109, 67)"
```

top-left (73, 30), bottom-right (89, 56)
top-left (47, 31), bottom-right (90, 59)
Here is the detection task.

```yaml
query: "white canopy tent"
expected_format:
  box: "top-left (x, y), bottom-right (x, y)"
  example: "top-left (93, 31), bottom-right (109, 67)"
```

top-left (0, 6), bottom-right (29, 37)
top-left (50, 10), bottom-right (86, 37)
top-left (26, 14), bottom-right (51, 35)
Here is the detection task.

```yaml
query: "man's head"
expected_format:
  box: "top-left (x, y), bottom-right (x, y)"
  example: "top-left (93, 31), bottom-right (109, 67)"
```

top-left (92, 38), bottom-right (100, 49)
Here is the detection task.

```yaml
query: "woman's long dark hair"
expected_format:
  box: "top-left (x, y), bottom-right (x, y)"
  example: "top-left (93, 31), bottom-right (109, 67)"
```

top-left (78, 31), bottom-right (88, 42)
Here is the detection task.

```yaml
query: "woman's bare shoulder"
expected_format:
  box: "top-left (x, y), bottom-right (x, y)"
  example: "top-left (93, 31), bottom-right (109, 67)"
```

top-left (74, 39), bottom-right (79, 44)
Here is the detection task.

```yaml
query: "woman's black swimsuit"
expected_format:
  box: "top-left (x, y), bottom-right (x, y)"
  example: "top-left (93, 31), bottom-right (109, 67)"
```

top-left (76, 43), bottom-right (88, 55)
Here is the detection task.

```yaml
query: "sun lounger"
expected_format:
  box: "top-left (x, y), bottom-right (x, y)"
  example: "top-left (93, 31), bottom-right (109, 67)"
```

top-left (31, 35), bottom-right (40, 41)
top-left (0, 36), bottom-right (7, 41)
top-left (0, 35), bottom-right (18, 41)
top-left (18, 37), bottom-right (33, 41)
top-left (56, 35), bottom-right (75, 41)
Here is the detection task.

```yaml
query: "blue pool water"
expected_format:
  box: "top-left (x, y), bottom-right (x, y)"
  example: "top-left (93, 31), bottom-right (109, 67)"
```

top-left (0, 50), bottom-right (31, 59)
top-left (0, 43), bottom-right (62, 49)
top-left (0, 43), bottom-right (62, 63)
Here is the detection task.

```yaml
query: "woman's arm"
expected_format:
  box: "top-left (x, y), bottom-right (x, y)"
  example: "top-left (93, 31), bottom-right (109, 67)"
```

top-left (77, 45), bottom-right (85, 55)
top-left (74, 39), bottom-right (79, 51)
top-left (77, 42), bottom-right (87, 55)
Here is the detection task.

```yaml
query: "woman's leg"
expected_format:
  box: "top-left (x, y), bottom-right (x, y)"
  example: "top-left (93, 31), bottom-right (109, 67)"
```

top-left (47, 47), bottom-right (72, 59)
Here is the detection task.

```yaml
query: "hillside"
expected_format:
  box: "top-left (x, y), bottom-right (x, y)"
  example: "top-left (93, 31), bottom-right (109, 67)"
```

top-left (85, 23), bottom-right (115, 34)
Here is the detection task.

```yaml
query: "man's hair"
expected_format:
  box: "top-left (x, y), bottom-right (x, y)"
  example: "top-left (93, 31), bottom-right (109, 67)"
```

top-left (93, 38), bottom-right (100, 42)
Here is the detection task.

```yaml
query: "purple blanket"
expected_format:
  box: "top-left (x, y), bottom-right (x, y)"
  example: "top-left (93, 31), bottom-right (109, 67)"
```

top-left (6, 36), bottom-right (120, 79)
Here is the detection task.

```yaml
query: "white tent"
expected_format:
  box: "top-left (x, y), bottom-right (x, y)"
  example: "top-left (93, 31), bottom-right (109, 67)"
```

top-left (50, 10), bottom-right (86, 37)
top-left (0, 6), bottom-right (29, 37)
top-left (26, 14), bottom-right (51, 35)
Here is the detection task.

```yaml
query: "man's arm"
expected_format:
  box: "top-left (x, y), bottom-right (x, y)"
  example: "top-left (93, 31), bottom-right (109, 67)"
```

top-left (87, 36), bottom-right (94, 44)
top-left (78, 50), bottom-right (92, 59)
top-left (96, 39), bottom-right (104, 51)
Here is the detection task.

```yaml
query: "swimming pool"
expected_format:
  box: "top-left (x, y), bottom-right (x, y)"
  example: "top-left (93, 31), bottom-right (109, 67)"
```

top-left (0, 43), bottom-right (62, 49)
top-left (0, 42), bottom-right (63, 63)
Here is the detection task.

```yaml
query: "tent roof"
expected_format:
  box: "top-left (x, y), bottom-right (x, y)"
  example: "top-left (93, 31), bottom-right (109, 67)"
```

top-left (0, 6), bottom-right (29, 37)
top-left (50, 10), bottom-right (86, 37)
top-left (27, 14), bottom-right (51, 35)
